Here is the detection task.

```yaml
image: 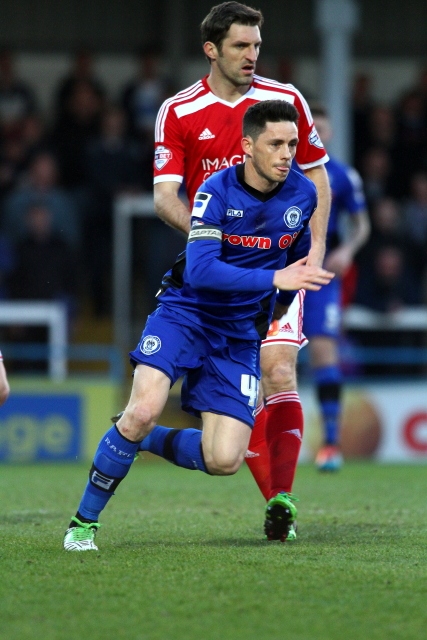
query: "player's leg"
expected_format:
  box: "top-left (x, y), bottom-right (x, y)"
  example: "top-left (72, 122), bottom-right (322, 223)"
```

top-left (261, 343), bottom-right (303, 497)
top-left (63, 364), bottom-right (171, 550)
top-left (201, 412), bottom-right (251, 474)
top-left (247, 293), bottom-right (306, 497)
top-left (304, 282), bottom-right (343, 471)
top-left (250, 293), bottom-right (306, 540)
top-left (244, 399), bottom-right (270, 499)
top-left (161, 334), bottom-right (259, 476)
top-left (309, 335), bottom-right (343, 471)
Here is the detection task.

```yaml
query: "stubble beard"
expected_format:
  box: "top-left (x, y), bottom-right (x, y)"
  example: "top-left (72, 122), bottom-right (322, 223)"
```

top-left (217, 56), bottom-right (254, 89)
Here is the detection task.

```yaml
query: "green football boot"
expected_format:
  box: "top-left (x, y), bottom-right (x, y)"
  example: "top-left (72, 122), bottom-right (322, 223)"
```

top-left (264, 492), bottom-right (298, 542)
top-left (63, 516), bottom-right (101, 551)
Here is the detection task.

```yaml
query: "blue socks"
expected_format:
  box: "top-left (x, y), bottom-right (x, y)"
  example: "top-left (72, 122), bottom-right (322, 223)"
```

top-left (139, 426), bottom-right (208, 473)
top-left (77, 425), bottom-right (140, 521)
top-left (314, 365), bottom-right (342, 446)
top-left (76, 424), bottom-right (208, 523)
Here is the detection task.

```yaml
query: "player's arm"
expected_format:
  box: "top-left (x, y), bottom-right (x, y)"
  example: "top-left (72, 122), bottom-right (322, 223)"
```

top-left (153, 98), bottom-right (191, 234)
top-left (187, 227), bottom-right (333, 294)
top-left (303, 163), bottom-right (331, 267)
top-left (325, 167), bottom-right (371, 276)
top-left (292, 90), bottom-right (331, 267)
top-left (274, 221), bottom-right (312, 311)
top-left (325, 208), bottom-right (370, 276)
top-left (154, 181), bottom-right (191, 235)
top-left (0, 353), bottom-right (10, 406)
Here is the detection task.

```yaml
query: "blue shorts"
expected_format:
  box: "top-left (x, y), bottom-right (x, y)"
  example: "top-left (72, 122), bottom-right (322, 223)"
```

top-left (303, 277), bottom-right (342, 339)
top-left (129, 305), bottom-right (260, 428)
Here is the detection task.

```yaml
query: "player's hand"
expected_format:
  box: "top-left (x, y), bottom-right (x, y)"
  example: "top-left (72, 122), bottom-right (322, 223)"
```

top-left (273, 257), bottom-right (334, 292)
top-left (272, 302), bottom-right (290, 320)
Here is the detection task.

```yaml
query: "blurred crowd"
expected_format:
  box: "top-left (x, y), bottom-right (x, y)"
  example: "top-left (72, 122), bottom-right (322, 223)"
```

top-left (0, 48), bottom-right (426, 350)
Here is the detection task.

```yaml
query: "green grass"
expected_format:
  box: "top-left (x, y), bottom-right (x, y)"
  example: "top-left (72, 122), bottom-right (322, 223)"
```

top-left (1, 460), bottom-right (427, 640)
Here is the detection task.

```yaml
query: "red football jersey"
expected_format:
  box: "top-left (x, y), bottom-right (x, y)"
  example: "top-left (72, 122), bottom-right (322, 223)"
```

top-left (154, 75), bottom-right (328, 207)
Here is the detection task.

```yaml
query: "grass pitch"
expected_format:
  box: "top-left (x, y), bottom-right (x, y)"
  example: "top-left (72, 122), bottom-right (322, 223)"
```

top-left (1, 460), bottom-right (426, 640)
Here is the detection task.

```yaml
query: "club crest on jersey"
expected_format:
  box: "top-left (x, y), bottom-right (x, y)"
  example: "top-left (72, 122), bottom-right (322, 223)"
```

top-left (308, 126), bottom-right (324, 149)
top-left (284, 206), bottom-right (302, 228)
top-left (154, 145), bottom-right (172, 170)
top-left (140, 335), bottom-right (161, 355)
top-left (192, 192), bottom-right (212, 217)
top-left (226, 208), bottom-right (243, 218)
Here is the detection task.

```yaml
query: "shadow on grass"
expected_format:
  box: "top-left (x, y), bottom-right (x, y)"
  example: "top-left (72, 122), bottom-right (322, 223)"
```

top-left (3, 510), bottom-right (61, 524)
top-left (111, 536), bottom-right (267, 550)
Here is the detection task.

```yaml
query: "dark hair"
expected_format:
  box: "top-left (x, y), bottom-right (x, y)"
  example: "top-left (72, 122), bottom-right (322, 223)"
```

top-left (200, 2), bottom-right (263, 51)
top-left (309, 102), bottom-right (329, 119)
top-left (243, 100), bottom-right (299, 140)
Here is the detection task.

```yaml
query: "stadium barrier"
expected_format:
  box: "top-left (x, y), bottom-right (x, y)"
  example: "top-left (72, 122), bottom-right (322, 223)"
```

top-left (0, 343), bottom-right (124, 463)
top-left (298, 381), bottom-right (427, 463)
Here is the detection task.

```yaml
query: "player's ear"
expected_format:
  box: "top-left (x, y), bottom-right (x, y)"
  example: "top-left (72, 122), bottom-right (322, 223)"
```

top-left (241, 136), bottom-right (253, 157)
top-left (203, 41), bottom-right (217, 63)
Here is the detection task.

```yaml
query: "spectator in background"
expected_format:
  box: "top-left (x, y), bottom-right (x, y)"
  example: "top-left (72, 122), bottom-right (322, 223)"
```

top-left (8, 203), bottom-right (78, 306)
top-left (402, 171), bottom-right (427, 287)
top-left (121, 45), bottom-right (173, 144)
top-left (83, 104), bottom-right (148, 315)
top-left (402, 171), bottom-right (427, 247)
top-left (355, 244), bottom-right (420, 313)
top-left (353, 241), bottom-right (423, 377)
top-left (360, 146), bottom-right (393, 208)
top-left (0, 136), bottom-right (28, 198)
top-left (392, 89), bottom-right (427, 198)
top-left (20, 113), bottom-right (50, 165)
top-left (54, 48), bottom-right (105, 124)
top-left (352, 72), bottom-right (375, 170)
top-left (6, 204), bottom-right (79, 371)
top-left (0, 232), bottom-right (15, 299)
top-left (0, 113), bottom-right (49, 199)
top-left (51, 79), bottom-right (103, 190)
top-left (367, 104), bottom-right (396, 155)
top-left (1, 151), bottom-right (80, 248)
top-left (357, 196), bottom-right (421, 294)
top-left (0, 49), bottom-right (37, 142)
top-left (0, 349), bottom-right (10, 406)
top-left (413, 65), bottom-right (427, 117)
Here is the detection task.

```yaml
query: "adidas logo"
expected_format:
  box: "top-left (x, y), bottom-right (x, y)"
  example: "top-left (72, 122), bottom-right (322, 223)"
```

top-left (198, 128), bottom-right (215, 140)
top-left (245, 450), bottom-right (260, 458)
top-left (280, 322), bottom-right (293, 333)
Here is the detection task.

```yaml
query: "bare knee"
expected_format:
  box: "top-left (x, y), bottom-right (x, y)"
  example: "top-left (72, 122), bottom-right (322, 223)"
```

top-left (262, 359), bottom-right (296, 394)
top-left (117, 403), bottom-right (157, 441)
top-left (203, 449), bottom-right (245, 476)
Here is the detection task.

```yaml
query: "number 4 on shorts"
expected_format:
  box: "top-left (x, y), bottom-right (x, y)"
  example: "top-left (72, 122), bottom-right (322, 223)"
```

top-left (241, 375), bottom-right (259, 407)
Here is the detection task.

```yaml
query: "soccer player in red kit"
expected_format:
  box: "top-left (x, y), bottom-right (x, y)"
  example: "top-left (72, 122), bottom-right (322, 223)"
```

top-left (153, 1), bottom-right (331, 540)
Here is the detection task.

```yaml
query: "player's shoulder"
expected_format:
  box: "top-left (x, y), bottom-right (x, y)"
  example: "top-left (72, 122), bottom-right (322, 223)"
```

top-left (252, 75), bottom-right (308, 101)
top-left (288, 167), bottom-right (317, 198)
top-left (157, 79), bottom-right (207, 115)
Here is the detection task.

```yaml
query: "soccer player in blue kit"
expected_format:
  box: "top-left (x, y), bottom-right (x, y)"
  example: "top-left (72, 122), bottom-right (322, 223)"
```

top-left (63, 100), bottom-right (334, 550)
top-left (305, 105), bottom-right (370, 471)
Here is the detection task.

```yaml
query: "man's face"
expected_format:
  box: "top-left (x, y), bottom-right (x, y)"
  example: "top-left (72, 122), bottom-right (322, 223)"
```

top-left (243, 120), bottom-right (299, 186)
top-left (206, 23), bottom-right (261, 87)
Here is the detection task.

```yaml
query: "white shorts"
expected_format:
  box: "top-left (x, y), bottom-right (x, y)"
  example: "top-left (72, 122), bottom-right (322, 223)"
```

top-left (261, 290), bottom-right (308, 350)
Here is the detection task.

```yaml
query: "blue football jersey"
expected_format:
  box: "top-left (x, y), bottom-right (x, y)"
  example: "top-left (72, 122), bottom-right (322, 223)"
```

top-left (325, 157), bottom-right (366, 249)
top-left (157, 163), bottom-right (317, 340)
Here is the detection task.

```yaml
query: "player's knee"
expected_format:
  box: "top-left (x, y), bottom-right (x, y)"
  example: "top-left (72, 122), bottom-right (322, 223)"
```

top-left (204, 451), bottom-right (244, 476)
top-left (117, 403), bottom-right (156, 441)
top-left (262, 360), bottom-right (296, 393)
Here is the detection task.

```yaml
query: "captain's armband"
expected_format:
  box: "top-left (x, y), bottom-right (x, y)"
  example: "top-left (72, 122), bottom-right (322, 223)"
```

top-left (188, 225), bottom-right (222, 242)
